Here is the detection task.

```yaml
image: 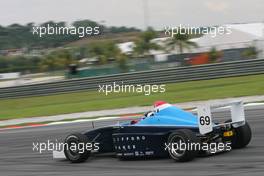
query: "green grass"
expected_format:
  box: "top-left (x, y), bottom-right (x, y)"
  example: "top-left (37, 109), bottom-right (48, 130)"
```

top-left (1, 74), bottom-right (264, 120)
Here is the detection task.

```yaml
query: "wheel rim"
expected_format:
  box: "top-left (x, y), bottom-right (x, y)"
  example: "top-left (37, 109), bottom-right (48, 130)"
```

top-left (65, 136), bottom-right (81, 159)
top-left (169, 135), bottom-right (186, 159)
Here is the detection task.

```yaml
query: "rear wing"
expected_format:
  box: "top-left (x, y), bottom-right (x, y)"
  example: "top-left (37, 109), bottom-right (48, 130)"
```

top-left (197, 101), bottom-right (245, 134)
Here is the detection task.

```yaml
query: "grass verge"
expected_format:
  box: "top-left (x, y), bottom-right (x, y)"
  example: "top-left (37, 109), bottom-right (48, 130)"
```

top-left (0, 74), bottom-right (264, 120)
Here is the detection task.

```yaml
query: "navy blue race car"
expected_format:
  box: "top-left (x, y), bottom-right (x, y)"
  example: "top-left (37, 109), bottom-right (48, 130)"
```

top-left (53, 101), bottom-right (252, 163)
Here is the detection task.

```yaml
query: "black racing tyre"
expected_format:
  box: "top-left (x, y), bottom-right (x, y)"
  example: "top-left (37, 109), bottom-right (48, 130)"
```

top-left (167, 129), bottom-right (200, 162)
top-left (230, 121), bottom-right (252, 149)
top-left (64, 133), bottom-right (91, 163)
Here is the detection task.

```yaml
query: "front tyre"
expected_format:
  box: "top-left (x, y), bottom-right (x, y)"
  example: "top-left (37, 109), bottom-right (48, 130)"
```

top-left (231, 122), bottom-right (252, 149)
top-left (64, 133), bottom-right (91, 163)
top-left (167, 129), bottom-right (200, 162)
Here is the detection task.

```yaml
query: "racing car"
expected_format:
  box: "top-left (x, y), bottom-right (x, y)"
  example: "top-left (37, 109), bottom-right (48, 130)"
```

top-left (53, 100), bottom-right (252, 163)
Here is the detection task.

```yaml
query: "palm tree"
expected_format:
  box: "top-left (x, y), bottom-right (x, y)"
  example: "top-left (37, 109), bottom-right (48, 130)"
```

top-left (166, 28), bottom-right (198, 54)
top-left (39, 49), bottom-right (76, 71)
top-left (133, 28), bottom-right (160, 57)
top-left (88, 41), bottom-right (121, 64)
top-left (88, 42), bottom-right (107, 64)
top-left (88, 41), bottom-right (129, 71)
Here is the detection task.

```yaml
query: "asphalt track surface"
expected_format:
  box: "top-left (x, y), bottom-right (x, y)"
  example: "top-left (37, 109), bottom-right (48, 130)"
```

top-left (1, 105), bottom-right (264, 176)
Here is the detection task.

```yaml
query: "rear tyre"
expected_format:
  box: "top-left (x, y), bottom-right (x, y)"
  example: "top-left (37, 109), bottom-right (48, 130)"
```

top-left (64, 133), bottom-right (91, 163)
top-left (167, 129), bottom-right (200, 162)
top-left (231, 122), bottom-right (252, 149)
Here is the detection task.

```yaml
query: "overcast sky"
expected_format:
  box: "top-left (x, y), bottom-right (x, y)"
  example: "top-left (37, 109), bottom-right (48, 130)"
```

top-left (1, 0), bottom-right (263, 29)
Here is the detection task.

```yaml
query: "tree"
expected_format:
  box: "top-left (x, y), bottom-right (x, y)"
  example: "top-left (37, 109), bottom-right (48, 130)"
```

top-left (108, 26), bottom-right (140, 33)
top-left (88, 42), bottom-right (108, 64)
top-left (87, 41), bottom-right (129, 71)
top-left (39, 55), bottom-right (57, 71)
top-left (88, 41), bottom-right (121, 64)
top-left (0, 20), bottom-right (140, 50)
top-left (166, 28), bottom-right (198, 54)
top-left (242, 47), bottom-right (258, 59)
top-left (55, 49), bottom-right (76, 66)
top-left (0, 56), bottom-right (41, 73)
top-left (133, 28), bottom-right (160, 57)
top-left (116, 52), bottom-right (129, 72)
top-left (208, 47), bottom-right (222, 63)
top-left (72, 20), bottom-right (99, 28)
top-left (39, 49), bottom-right (76, 71)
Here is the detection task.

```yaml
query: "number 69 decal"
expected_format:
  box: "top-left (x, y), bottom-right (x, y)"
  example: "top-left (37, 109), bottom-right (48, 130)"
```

top-left (198, 106), bottom-right (213, 134)
top-left (199, 116), bottom-right (211, 125)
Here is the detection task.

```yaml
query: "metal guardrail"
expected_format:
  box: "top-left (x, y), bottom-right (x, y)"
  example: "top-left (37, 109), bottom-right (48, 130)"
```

top-left (0, 59), bottom-right (264, 99)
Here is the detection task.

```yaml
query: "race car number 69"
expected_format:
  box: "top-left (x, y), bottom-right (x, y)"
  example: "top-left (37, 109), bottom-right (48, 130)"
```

top-left (198, 105), bottom-right (213, 134)
top-left (199, 116), bottom-right (211, 125)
